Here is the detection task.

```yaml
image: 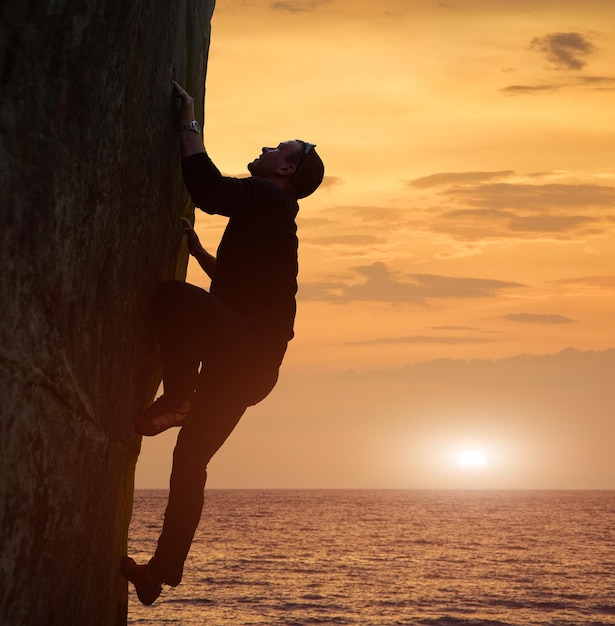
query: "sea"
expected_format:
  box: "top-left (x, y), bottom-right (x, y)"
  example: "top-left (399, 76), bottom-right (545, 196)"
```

top-left (127, 489), bottom-right (615, 626)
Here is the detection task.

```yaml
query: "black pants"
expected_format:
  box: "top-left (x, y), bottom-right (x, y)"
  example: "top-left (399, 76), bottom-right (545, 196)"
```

top-left (147, 280), bottom-right (280, 586)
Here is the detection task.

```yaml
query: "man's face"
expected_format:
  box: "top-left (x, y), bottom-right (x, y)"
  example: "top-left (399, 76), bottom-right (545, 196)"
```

top-left (248, 140), bottom-right (303, 178)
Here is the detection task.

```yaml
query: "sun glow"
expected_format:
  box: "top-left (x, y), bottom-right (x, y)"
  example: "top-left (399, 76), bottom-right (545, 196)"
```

top-left (457, 449), bottom-right (488, 472)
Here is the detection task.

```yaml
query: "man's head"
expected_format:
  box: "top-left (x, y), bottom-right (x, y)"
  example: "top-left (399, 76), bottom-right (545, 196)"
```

top-left (248, 140), bottom-right (324, 200)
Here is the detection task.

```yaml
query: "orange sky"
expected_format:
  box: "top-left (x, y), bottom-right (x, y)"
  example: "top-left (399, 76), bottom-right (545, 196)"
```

top-left (136, 0), bottom-right (615, 489)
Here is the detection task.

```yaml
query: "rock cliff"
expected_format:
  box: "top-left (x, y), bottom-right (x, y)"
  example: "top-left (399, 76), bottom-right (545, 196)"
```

top-left (0, 2), bottom-right (215, 623)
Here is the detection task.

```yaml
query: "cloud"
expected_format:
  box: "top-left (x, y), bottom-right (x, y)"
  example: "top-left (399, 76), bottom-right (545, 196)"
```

top-left (501, 313), bottom-right (577, 325)
top-left (445, 183), bottom-right (615, 211)
top-left (577, 75), bottom-right (615, 90)
top-left (271, 0), bottom-right (329, 12)
top-left (506, 214), bottom-right (599, 233)
top-left (411, 177), bottom-right (615, 214)
top-left (501, 76), bottom-right (615, 95)
top-left (526, 172), bottom-right (556, 179)
top-left (306, 234), bottom-right (386, 246)
top-left (299, 206), bottom-right (409, 235)
top-left (296, 215), bottom-right (335, 229)
top-left (408, 171), bottom-right (515, 189)
top-left (331, 206), bottom-right (407, 224)
top-left (530, 32), bottom-right (598, 70)
top-left (416, 179), bottom-right (615, 241)
top-left (404, 272), bottom-right (524, 298)
top-left (553, 275), bottom-right (615, 289)
top-left (441, 209), bottom-right (600, 234)
top-left (432, 211), bottom-right (603, 241)
top-left (342, 334), bottom-right (493, 346)
top-left (430, 325), bottom-right (484, 332)
top-left (501, 84), bottom-right (560, 94)
top-left (299, 262), bottom-right (525, 302)
top-left (320, 175), bottom-right (343, 190)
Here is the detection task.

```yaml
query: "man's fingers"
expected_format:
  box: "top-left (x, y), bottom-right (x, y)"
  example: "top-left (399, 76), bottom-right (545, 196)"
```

top-left (172, 80), bottom-right (186, 98)
top-left (180, 217), bottom-right (194, 235)
top-left (172, 80), bottom-right (192, 102)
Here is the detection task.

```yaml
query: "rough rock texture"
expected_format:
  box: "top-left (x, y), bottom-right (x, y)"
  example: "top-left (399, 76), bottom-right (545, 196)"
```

top-left (0, 2), bottom-right (215, 624)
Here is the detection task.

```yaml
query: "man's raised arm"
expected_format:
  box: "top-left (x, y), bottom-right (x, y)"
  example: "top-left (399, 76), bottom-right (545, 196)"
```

top-left (172, 80), bottom-right (206, 158)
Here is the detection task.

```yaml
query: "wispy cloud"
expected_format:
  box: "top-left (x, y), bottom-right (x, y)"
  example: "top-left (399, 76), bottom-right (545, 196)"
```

top-left (410, 175), bottom-right (615, 211)
top-left (430, 325), bottom-right (484, 332)
top-left (431, 212), bottom-right (603, 241)
top-left (408, 171), bottom-right (515, 189)
top-left (502, 32), bottom-right (609, 95)
top-left (445, 183), bottom-right (615, 210)
top-left (299, 206), bottom-right (409, 235)
top-left (306, 234), bottom-right (386, 246)
top-left (501, 313), bottom-right (577, 325)
top-left (441, 209), bottom-right (599, 234)
top-left (329, 206), bottom-right (407, 225)
top-left (419, 180), bottom-right (615, 241)
top-left (299, 262), bottom-right (525, 302)
top-left (530, 32), bottom-right (598, 71)
top-left (501, 84), bottom-right (560, 94)
top-left (577, 75), bottom-right (615, 90)
top-left (501, 76), bottom-right (615, 95)
top-left (553, 275), bottom-right (615, 289)
top-left (341, 334), bottom-right (493, 346)
top-left (320, 176), bottom-right (344, 190)
top-left (271, 0), bottom-right (329, 12)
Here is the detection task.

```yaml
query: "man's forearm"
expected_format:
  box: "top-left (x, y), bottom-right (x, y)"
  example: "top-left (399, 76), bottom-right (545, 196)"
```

top-left (193, 247), bottom-right (217, 279)
top-left (179, 130), bottom-right (205, 158)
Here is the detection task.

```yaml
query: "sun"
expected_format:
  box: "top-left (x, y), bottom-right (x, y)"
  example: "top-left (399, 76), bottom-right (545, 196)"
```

top-left (457, 449), bottom-right (487, 472)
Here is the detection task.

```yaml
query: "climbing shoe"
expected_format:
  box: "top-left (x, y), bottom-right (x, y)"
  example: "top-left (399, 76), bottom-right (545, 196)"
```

top-left (134, 395), bottom-right (192, 437)
top-left (120, 556), bottom-right (162, 606)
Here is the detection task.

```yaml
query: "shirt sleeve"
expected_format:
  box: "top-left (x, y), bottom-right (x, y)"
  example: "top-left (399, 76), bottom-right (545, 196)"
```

top-left (181, 152), bottom-right (272, 218)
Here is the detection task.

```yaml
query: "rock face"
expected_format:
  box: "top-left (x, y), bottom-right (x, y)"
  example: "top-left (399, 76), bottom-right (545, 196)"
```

top-left (0, 2), bottom-right (215, 623)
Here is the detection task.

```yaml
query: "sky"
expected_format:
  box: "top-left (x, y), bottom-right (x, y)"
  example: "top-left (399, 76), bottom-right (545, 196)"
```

top-left (136, 0), bottom-right (615, 490)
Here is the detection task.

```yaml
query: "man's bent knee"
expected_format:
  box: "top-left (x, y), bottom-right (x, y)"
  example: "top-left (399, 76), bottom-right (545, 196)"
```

top-left (151, 279), bottom-right (185, 308)
top-left (150, 280), bottom-right (196, 326)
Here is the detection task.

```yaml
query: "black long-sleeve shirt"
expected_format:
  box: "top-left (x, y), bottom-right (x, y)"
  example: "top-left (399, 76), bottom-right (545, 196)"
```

top-left (181, 152), bottom-right (299, 363)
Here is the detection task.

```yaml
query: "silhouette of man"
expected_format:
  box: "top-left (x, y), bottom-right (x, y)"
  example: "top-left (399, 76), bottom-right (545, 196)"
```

top-left (121, 81), bottom-right (324, 605)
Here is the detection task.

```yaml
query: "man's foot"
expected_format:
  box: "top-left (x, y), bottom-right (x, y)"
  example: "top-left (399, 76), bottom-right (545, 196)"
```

top-left (120, 556), bottom-right (162, 606)
top-left (134, 395), bottom-right (192, 436)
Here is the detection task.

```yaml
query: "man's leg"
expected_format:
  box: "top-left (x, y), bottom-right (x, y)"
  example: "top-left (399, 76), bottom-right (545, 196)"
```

top-left (145, 347), bottom-right (280, 587)
top-left (147, 380), bottom-right (249, 586)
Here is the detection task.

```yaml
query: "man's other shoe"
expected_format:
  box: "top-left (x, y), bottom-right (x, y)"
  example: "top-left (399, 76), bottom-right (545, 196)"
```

top-left (120, 556), bottom-right (162, 606)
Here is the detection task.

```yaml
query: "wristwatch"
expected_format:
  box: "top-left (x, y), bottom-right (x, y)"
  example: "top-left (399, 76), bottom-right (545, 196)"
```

top-left (179, 120), bottom-right (200, 133)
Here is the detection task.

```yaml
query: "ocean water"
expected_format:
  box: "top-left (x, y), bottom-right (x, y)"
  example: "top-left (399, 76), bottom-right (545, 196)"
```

top-left (127, 490), bottom-right (615, 625)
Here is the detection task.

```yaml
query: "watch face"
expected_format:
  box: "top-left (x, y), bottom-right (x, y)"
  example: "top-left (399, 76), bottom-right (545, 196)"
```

top-left (180, 121), bottom-right (200, 133)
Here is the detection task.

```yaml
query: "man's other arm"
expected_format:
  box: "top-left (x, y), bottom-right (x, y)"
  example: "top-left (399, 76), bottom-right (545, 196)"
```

top-left (180, 217), bottom-right (217, 279)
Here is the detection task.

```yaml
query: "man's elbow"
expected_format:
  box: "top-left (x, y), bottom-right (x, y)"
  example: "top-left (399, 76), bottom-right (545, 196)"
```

top-left (189, 197), bottom-right (216, 215)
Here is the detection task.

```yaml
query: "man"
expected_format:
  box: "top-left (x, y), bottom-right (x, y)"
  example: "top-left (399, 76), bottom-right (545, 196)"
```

top-left (120, 80), bottom-right (324, 605)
